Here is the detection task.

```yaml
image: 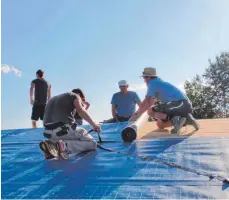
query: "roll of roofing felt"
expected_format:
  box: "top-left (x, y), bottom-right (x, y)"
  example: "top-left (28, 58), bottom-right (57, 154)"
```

top-left (121, 112), bottom-right (149, 142)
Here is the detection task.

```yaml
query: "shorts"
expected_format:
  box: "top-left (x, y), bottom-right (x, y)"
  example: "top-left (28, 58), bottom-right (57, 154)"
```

top-left (152, 99), bottom-right (193, 120)
top-left (31, 104), bottom-right (46, 121)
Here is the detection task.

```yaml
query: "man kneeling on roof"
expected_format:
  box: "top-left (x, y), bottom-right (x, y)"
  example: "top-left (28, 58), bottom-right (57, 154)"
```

top-left (39, 90), bottom-right (101, 159)
top-left (103, 80), bottom-right (141, 123)
top-left (129, 67), bottom-right (200, 134)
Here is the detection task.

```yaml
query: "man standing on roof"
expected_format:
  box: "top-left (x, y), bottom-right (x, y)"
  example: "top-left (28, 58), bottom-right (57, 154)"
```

top-left (104, 80), bottom-right (141, 123)
top-left (39, 90), bottom-right (101, 159)
top-left (129, 67), bottom-right (199, 134)
top-left (30, 69), bottom-right (51, 128)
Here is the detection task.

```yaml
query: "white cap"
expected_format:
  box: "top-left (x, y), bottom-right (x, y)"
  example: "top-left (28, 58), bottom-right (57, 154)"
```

top-left (118, 80), bottom-right (128, 86)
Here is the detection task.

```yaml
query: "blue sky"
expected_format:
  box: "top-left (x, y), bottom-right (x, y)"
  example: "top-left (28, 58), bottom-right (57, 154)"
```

top-left (1, 0), bottom-right (229, 129)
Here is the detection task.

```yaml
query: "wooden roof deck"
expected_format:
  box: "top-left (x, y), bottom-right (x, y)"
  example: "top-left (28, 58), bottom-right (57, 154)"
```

top-left (138, 118), bottom-right (229, 139)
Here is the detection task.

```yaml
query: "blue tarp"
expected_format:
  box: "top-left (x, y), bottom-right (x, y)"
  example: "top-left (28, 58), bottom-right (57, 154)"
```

top-left (1, 123), bottom-right (229, 199)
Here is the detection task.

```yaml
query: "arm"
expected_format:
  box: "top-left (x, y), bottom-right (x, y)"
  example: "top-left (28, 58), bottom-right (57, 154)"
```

top-left (133, 82), bottom-right (157, 119)
top-left (83, 101), bottom-right (90, 110)
top-left (30, 83), bottom-right (35, 104)
top-left (47, 85), bottom-right (51, 101)
top-left (136, 96), bottom-right (154, 116)
top-left (112, 104), bottom-right (119, 122)
top-left (135, 92), bottom-right (142, 108)
top-left (74, 97), bottom-right (101, 132)
top-left (130, 96), bottom-right (155, 121)
top-left (111, 94), bottom-right (119, 121)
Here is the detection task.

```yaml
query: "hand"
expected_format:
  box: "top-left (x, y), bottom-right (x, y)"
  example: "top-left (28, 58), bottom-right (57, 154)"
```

top-left (115, 117), bottom-right (120, 122)
top-left (30, 99), bottom-right (34, 105)
top-left (92, 124), bottom-right (101, 133)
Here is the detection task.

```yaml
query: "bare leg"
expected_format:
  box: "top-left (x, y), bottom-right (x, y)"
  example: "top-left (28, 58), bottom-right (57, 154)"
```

top-left (32, 120), bottom-right (37, 128)
top-left (147, 107), bottom-right (168, 120)
top-left (156, 120), bottom-right (172, 129)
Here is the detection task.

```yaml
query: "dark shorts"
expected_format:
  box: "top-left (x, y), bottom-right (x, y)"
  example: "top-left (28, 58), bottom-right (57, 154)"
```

top-left (152, 99), bottom-right (193, 120)
top-left (117, 115), bottom-right (131, 122)
top-left (31, 104), bottom-right (46, 121)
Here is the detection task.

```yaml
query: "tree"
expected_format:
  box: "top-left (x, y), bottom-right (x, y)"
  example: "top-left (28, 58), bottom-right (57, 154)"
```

top-left (184, 52), bottom-right (229, 119)
top-left (204, 52), bottom-right (229, 117)
top-left (184, 75), bottom-right (217, 119)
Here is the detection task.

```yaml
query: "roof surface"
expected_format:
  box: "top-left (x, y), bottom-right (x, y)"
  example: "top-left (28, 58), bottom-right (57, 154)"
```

top-left (1, 119), bottom-right (229, 199)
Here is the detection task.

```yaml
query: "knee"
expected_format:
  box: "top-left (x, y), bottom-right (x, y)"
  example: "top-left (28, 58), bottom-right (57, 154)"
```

top-left (91, 140), bottom-right (97, 150)
top-left (76, 127), bottom-right (87, 135)
top-left (147, 107), bottom-right (154, 117)
top-left (156, 120), bottom-right (165, 129)
top-left (81, 133), bottom-right (97, 150)
top-left (86, 138), bottom-right (97, 150)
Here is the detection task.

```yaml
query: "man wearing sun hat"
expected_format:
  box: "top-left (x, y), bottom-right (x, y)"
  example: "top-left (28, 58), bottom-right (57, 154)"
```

top-left (129, 67), bottom-right (199, 134)
top-left (103, 80), bottom-right (142, 123)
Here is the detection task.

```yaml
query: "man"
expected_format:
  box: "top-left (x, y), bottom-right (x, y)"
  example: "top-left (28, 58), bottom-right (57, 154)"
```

top-left (39, 90), bottom-right (101, 159)
top-left (130, 67), bottom-right (199, 134)
top-left (104, 80), bottom-right (141, 123)
top-left (30, 69), bottom-right (51, 128)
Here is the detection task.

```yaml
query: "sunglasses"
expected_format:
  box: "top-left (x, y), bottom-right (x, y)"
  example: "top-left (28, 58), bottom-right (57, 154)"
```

top-left (143, 76), bottom-right (150, 79)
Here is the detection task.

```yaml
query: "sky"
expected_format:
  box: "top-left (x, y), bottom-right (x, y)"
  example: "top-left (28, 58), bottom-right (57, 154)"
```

top-left (1, 0), bottom-right (229, 130)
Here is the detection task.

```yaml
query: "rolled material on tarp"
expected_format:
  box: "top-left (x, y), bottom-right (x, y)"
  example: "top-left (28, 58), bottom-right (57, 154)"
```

top-left (121, 111), bottom-right (149, 142)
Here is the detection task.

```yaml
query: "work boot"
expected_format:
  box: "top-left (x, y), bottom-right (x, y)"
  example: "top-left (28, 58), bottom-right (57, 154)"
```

top-left (185, 113), bottom-right (200, 130)
top-left (56, 140), bottom-right (69, 160)
top-left (39, 140), bottom-right (59, 159)
top-left (171, 116), bottom-right (187, 134)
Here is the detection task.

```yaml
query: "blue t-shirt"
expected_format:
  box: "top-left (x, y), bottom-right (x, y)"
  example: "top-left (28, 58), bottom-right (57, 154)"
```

top-left (146, 78), bottom-right (188, 103)
top-left (111, 91), bottom-right (141, 117)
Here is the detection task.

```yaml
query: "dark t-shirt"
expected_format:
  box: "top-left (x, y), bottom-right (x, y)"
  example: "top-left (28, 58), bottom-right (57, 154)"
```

top-left (43, 92), bottom-right (80, 125)
top-left (74, 111), bottom-right (82, 119)
top-left (31, 78), bottom-right (50, 105)
top-left (74, 103), bottom-right (84, 120)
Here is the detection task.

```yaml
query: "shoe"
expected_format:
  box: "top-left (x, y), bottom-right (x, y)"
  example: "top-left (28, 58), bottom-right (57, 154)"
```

top-left (56, 140), bottom-right (69, 160)
top-left (171, 116), bottom-right (187, 134)
top-left (186, 113), bottom-right (200, 130)
top-left (39, 140), bottom-right (59, 159)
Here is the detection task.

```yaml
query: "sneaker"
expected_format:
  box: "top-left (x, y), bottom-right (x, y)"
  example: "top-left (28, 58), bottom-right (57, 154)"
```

top-left (186, 113), bottom-right (200, 130)
top-left (171, 116), bottom-right (187, 134)
top-left (56, 140), bottom-right (69, 160)
top-left (39, 140), bottom-right (59, 159)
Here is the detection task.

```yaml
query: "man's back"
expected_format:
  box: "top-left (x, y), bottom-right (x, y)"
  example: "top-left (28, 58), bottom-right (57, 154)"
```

top-left (32, 78), bottom-right (49, 105)
top-left (147, 78), bottom-right (188, 103)
top-left (43, 92), bottom-right (78, 125)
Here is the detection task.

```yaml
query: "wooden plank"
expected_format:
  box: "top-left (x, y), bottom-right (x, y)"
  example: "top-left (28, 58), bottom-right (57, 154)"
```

top-left (138, 119), bottom-right (229, 139)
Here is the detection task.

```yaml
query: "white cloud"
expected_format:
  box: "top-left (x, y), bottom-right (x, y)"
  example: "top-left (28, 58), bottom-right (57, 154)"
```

top-left (129, 83), bottom-right (147, 91)
top-left (1, 64), bottom-right (22, 77)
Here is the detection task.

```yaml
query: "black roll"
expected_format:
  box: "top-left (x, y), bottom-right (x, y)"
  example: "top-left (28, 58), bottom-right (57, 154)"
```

top-left (121, 127), bottom-right (137, 142)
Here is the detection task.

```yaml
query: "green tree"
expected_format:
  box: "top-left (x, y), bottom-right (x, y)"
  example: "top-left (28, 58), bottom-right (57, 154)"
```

top-left (184, 75), bottom-right (217, 119)
top-left (184, 52), bottom-right (229, 119)
top-left (203, 52), bottom-right (229, 117)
